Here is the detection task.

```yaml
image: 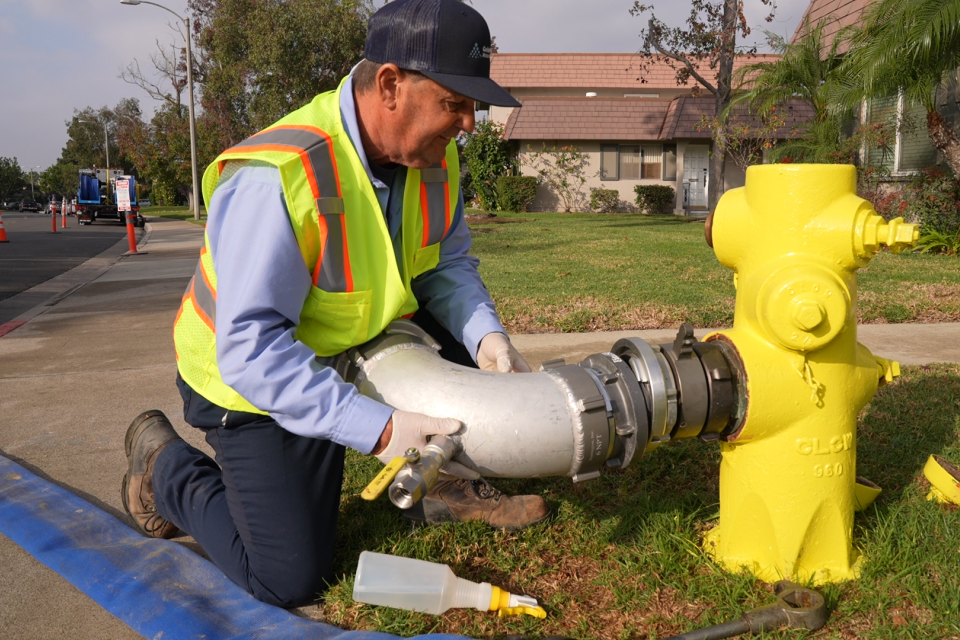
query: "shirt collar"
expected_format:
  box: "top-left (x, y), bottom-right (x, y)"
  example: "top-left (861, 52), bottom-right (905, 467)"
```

top-left (339, 71), bottom-right (389, 190)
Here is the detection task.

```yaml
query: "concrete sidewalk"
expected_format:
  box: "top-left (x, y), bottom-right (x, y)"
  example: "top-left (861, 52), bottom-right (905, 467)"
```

top-left (0, 216), bottom-right (958, 639)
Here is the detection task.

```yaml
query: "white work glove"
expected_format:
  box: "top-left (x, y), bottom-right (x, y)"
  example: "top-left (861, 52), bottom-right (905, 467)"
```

top-left (477, 332), bottom-right (532, 373)
top-left (374, 410), bottom-right (480, 480)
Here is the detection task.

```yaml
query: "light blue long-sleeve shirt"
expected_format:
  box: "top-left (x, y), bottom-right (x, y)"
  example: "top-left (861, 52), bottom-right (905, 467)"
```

top-left (204, 76), bottom-right (505, 454)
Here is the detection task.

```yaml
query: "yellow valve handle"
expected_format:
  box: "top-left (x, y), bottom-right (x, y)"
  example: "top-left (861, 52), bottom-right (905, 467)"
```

top-left (361, 453), bottom-right (417, 501)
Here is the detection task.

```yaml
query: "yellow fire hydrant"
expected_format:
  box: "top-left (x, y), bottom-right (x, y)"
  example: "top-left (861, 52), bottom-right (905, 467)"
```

top-left (703, 164), bottom-right (917, 584)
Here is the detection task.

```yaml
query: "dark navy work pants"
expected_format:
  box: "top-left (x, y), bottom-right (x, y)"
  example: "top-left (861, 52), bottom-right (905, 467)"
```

top-left (152, 309), bottom-right (476, 607)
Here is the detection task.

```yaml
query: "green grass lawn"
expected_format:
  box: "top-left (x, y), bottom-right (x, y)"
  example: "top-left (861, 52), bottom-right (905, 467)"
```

top-left (141, 205), bottom-right (207, 225)
top-left (466, 212), bottom-right (960, 333)
top-left (311, 211), bottom-right (960, 638)
top-left (147, 204), bottom-right (958, 636)
top-left (315, 363), bottom-right (960, 639)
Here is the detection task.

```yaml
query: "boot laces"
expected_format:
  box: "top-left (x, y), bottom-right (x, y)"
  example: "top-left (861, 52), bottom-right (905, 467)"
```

top-left (143, 511), bottom-right (171, 535)
top-left (470, 478), bottom-right (501, 500)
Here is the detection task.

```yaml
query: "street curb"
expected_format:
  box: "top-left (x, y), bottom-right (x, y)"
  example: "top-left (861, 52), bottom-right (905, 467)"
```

top-left (0, 225), bottom-right (146, 336)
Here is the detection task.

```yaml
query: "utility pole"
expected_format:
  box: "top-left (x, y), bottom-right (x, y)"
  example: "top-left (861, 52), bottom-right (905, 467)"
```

top-left (120, 0), bottom-right (201, 219)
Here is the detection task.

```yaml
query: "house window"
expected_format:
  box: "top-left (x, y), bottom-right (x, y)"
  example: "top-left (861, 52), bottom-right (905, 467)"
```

top-left (600, 145), bottom-right (619, 180)
top-left (641, 145), bottom-right (662, 179)
top-left (863, 92), bottom-right (938, 174)
top-left (662, 144), bottom-right (677, 180)
top-left (620, 146), bottom-right (641, 179)
top-left (602, 144), bottom-right (667, 181)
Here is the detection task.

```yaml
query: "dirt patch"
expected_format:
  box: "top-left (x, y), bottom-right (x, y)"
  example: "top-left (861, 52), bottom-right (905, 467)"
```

top-left (858, 282), bottom-right (960, 324)
top-left (496, 296), bottom-right (717, 334)
top-left (465, 214), bottom-right (526, 225)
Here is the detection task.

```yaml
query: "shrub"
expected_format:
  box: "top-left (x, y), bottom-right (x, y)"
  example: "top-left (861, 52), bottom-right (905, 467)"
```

top-left (871, 167), bottom-right (960, 239)
top-left (497, 175), bottom-right (538, 212)
top-left (634, 185), bottom-right (676, 213)
top-left (915, 228), bottom-right (960, 255)
top-left (462, 120), bottom-right (516, 212)
top-left (590, 188), bottom-right (620, 212)
top-left (521, 144), bottom-right (590, 212)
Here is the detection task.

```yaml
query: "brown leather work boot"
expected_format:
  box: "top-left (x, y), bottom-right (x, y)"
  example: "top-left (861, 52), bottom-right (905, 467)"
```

top-left (404, 478), bottom-right (550, 532)
top-left (121, 410), bottom-right (182, 539)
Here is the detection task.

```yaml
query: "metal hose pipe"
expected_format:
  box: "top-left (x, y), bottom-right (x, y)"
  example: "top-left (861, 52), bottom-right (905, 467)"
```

top-left (335, 321), bottom-right (743, 494)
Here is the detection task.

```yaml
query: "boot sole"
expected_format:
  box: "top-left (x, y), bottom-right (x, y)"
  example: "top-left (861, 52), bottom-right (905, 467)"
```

top-left (403, 497), bottom-right (551, 533)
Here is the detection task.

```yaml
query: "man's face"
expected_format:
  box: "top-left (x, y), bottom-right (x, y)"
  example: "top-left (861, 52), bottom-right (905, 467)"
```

top-left (389, 74), bottom-right (475, 169)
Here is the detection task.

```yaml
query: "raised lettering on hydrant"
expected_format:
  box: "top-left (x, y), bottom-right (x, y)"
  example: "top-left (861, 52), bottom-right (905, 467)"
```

top-left (702, 164), bottom-right (917, 584)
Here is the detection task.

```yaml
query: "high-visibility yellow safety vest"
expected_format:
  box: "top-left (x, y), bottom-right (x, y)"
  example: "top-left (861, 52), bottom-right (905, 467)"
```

top-left (173, 78), bottom-right (460, 414)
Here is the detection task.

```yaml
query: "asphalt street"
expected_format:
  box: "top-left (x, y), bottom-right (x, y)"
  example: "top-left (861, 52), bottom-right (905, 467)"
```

top-left (0, 210), bottom-right (129, 324)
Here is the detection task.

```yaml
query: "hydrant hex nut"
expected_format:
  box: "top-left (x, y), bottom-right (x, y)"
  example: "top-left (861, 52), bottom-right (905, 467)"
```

top-left (758, 265), bottom-right (851, 353)
top-left (791, 298), bottom-right (826, 332)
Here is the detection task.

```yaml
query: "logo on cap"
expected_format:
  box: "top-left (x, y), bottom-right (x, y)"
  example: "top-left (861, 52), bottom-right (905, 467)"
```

top-left (469, 43), bottom-right (492, 59)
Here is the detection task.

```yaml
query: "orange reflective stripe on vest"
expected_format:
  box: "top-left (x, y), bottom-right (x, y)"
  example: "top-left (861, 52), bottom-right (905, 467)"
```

top-left (419, 159), bottom-right (451, 247)
top-left (184, 247), bottom-right (217, 331)
top-left (219, 124), bottom-right (353, 293)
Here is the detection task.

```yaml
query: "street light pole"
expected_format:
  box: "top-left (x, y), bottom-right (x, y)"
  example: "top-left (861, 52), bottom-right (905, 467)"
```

top-left (184, 15), bottom-right (200, 220)
top-left (120, 0), bottom-right (201, 220)
top-left (30, 166), bottom-right (40, 200)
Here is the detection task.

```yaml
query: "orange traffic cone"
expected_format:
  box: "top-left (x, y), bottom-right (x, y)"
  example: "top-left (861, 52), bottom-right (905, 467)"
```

top-left (0, 211), bottom-right (9, 242)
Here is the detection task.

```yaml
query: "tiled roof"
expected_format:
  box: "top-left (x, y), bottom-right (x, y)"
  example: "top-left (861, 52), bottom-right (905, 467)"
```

top-left (791, 0), bottom-right (873, 51)
top-left (659, 96), bottom-right (816, 139)
top-left (490, 53), bottom-right (782, 90)
top-left (503, 96), bottom-right (816, 141)
top-left (503, 97), bottom-right (672, 140)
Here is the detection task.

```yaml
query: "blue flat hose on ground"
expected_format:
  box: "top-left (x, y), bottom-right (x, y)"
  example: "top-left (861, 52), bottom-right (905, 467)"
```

top-left (0, 454), bottom-right (459, 640)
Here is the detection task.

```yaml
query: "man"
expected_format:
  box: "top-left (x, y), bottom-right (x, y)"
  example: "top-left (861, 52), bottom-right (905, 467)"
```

top-left (120, 0), bottom-right (548, 608)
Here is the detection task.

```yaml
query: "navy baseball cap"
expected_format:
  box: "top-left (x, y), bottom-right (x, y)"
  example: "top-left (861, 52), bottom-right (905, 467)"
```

top-left (364, 0), bottom-right (521, 108)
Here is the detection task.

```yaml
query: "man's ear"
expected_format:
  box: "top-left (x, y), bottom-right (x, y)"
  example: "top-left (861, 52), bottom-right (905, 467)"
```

top-left (376, 63), bottom-right (402, 112)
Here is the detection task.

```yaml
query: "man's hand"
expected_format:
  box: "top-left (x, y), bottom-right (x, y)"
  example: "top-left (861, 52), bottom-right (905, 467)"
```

top-left (372, 410), bottom-right (479, 479)
top-left (477, 332), bottom-right (531, 373)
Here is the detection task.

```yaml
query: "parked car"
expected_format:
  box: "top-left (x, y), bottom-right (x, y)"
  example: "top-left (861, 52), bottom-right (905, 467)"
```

top-left (19, 199), bottom-right (41, 212)
top-left (139, 199), bottom-right (151, 207)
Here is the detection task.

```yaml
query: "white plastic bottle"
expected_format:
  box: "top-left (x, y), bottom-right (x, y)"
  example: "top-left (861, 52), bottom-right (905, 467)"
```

top-left (352, 551), bottom-right (545, 617)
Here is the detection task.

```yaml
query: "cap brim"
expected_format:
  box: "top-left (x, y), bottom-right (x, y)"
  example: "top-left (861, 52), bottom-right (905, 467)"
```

top-left (421, 71), bottom-right (521, 108)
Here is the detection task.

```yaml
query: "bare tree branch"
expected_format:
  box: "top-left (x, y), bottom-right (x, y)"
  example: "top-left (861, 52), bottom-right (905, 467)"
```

top-left (117, 23), bottom-right (188, 109)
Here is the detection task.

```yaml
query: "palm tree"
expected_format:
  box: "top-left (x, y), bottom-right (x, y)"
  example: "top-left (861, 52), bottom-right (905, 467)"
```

top-left (840, 0), bottom-right (960, 175)
top-left (729, 17), bottom-right (857, 163)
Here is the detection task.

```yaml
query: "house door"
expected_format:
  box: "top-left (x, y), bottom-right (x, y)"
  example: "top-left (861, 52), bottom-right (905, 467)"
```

top-left (683, 146), bottom-right (709, 209)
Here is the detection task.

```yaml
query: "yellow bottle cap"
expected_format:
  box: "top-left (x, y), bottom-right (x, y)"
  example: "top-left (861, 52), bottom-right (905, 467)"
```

top-left (488, 586), bottom-right (546, 618)
top-left (498, 606), bottom-right (547, 619)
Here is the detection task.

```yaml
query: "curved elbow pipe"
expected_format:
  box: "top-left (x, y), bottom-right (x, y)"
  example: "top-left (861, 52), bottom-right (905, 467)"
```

top-left (335, 320), bottom-right (744, 485)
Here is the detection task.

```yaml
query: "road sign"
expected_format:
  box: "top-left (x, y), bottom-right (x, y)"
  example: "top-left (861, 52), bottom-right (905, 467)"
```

top-left (117, 179), bottom-right (131, 212)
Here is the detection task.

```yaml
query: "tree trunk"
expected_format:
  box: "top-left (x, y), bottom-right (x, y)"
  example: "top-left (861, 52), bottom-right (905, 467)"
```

top-left (928, 109), bottom-right (960, 177)
top-left (708, 0), bottom-right (738, 213)
top-left (710, 124), bottom-right (727, 213)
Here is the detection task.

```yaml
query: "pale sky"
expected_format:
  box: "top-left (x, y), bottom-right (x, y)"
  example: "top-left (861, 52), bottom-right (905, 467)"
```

top-left (0, 0), bottom-right (810, 172)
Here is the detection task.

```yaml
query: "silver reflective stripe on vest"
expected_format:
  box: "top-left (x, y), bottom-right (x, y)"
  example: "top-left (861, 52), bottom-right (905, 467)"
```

top-left (233, 128), bottom-right (341, 202)
top-left (420, 167), bottom-right (447, 183)
top-left (317, 197), bottom-right (345, 214)
top-left (190, 259), bottom-right (217, 326)
top-left (421, 162), bottom-right (449, 247)
top-left (228, 126), bottom-right (350, 291)
top-left (317, 214), bottom-right (347, 292)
